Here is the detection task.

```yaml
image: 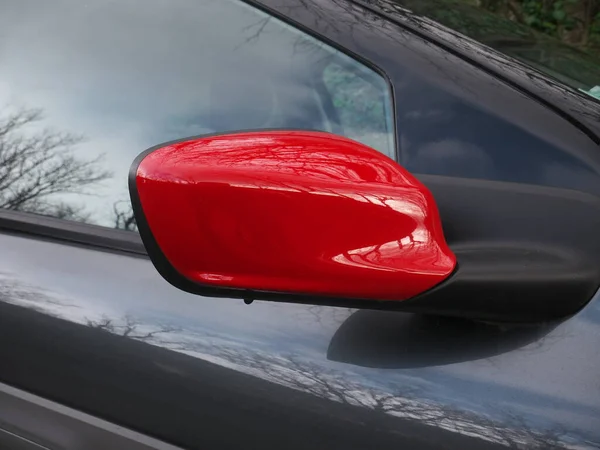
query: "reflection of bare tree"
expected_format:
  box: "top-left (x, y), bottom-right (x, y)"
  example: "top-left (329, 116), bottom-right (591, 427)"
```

top-left (112, 200), bottom-right (137, 231)
top-left (152, 330), bottom-right (589, 449)
top-left (166, 335), bottom-right (423, 411)
top-left (86, 314), bottom-right (178, 341)
top-left (302, 305), bottom-right (354, 327)
top-left (0, 107), bottom-right (111, 220)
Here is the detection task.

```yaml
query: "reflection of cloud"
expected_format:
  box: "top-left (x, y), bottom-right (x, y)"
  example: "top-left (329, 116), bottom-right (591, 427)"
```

top-left (0, 272), bottom-right (77, 318)
top-left (0, 272), bottom-right (123, 327)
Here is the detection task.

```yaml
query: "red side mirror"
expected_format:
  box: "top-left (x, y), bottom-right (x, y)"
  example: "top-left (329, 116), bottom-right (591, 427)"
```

top-left (130, 131), bottom-right (455, 306)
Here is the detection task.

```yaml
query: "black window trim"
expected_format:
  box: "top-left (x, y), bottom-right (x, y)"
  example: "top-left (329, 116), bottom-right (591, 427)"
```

top-left (0, 209), bottom-right (146, 256)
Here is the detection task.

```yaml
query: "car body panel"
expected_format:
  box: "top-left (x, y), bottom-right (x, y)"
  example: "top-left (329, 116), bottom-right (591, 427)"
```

top-left (1, 231), bottom-right (600, 449)
top-left (0, 381), bottom-right (182, 450)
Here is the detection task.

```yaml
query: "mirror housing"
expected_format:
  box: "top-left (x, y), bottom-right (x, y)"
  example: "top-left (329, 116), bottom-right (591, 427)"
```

top-left (129, 131), bottom-right (456, 307)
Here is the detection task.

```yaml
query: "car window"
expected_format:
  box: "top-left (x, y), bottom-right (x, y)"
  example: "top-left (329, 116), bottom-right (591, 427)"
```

top-left (0, 0), bottom-right (394, 230)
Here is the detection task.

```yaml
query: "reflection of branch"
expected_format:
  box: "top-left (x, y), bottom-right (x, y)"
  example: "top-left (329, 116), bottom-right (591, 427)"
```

top-left (0, 107), bottom-right (111, 218)
top-left (86, 315), bottom-right (179, 341)
top-left (302, 305), bottom-right (354, 327)
top-left (112, 200), bottom-right (137, 231)
top-left (235, 16), bottom-right (272, 49)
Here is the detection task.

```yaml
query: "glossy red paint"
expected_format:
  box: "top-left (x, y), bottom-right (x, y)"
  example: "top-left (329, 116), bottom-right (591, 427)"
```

top-left (135, 131), bottom-right (456, 301)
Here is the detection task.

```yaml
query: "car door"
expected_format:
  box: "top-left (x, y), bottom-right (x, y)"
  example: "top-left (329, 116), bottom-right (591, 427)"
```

top-left (1, 0), bottom-right (600, 449)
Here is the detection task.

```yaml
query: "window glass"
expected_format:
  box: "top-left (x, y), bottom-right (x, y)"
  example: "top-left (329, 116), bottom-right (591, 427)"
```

top-left (0, 0), bottom-right (394, 229)
top-left (323, 63), bottom-right (395, 156)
